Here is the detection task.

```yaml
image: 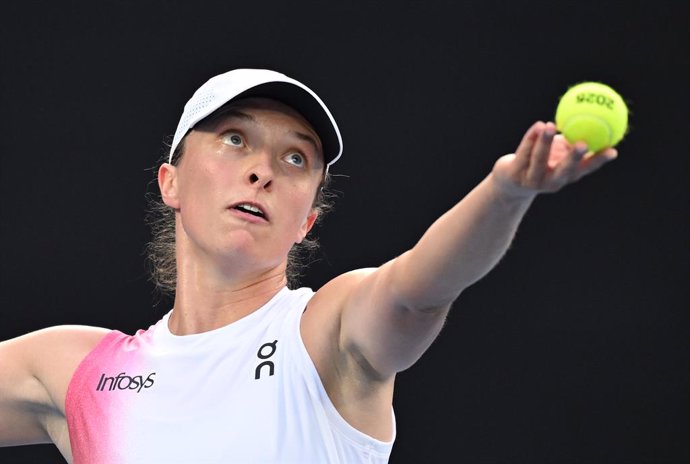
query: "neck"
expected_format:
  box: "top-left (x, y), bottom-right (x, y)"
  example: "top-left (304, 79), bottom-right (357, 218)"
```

top-left (168, 252), bottom-right (288, 336)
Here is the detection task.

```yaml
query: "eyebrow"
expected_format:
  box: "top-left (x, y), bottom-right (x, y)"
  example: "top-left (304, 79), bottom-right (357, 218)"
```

top-left (216, 108), bottom-right (255, 122)
top-left (291, 130), bottom-right (322, 157)
top-left (196, 108), bottom-right (255, 132)
top-left (208, 108), bottom-right (322, 157)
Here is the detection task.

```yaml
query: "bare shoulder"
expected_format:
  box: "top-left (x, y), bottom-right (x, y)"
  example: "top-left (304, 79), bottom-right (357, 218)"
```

top-left (31, 325), bottom-right (110, 401)
top-left (302, 268), bottom-right (377, 342)
top-left (0, 325), bottom-right (110, 447)
top-left (6, 325), bottom-right (112, 371)
top-left (14, 324), bottom-right (111, 349)
top-left (309, 268), bottom-right (378, 312)
top-left (2, 325), bottom-right (111, 412)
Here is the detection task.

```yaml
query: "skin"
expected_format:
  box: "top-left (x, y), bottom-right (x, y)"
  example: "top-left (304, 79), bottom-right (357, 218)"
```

top-left (160, 99), bottom-right (324, 335)
top-left (0, 97), bottom-right (616, 460)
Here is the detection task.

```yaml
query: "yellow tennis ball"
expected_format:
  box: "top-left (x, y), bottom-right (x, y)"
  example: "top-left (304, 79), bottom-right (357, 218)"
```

top-left (555, 82), bottom-right (628, 152)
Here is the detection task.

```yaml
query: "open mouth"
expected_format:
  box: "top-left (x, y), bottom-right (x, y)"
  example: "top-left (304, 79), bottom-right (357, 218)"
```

top-left (232, 203), bottom-right (267, 220)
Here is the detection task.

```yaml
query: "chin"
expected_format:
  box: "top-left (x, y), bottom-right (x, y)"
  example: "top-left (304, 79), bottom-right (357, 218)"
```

top-left (215, 235), bottom-right (286, 268)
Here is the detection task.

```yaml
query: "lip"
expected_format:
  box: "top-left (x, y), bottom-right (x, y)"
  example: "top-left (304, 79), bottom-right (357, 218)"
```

top-left (227, 200), bottom-right (270, 223)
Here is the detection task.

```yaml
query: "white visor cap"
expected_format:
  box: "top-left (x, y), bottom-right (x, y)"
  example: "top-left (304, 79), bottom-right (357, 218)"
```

top-left (169, 68), bottom-right (342, 168)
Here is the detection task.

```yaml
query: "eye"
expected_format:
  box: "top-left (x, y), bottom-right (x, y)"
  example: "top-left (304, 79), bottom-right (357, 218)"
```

top-left (222, 132), bottom-right (244, 147)
top-left (285, 152), bottom-right (306, 167)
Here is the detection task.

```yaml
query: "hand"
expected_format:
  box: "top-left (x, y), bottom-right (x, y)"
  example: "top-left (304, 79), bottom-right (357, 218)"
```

top-left (491, 121), bottom-right (618, 199)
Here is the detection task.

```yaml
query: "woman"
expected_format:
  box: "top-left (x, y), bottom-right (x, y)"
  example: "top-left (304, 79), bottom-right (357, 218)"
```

top-left (0, 68), bottom-right (616, 463)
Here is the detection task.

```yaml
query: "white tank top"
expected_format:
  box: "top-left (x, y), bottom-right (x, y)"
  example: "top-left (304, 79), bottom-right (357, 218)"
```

top-left (66, 287), bottom-right (395, 463)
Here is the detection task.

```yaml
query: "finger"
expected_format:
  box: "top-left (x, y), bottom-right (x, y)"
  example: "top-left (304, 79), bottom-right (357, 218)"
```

top-left (548, 134), bottom-right (572, 166)
top-left (551, 142), bottom-right (588, 187)
top-left (576, 148), bottom-right (618, 180)
top-left (526, 121), bottom-right (556, 185)
top-left (512, 121), bottom-right (544, 173)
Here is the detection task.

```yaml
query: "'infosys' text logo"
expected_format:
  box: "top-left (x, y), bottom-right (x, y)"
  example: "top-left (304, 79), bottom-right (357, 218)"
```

top-left (96, 372), bottom-right (156, 393)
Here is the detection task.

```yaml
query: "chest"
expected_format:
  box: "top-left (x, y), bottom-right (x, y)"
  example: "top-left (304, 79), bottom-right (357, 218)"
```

top-left (66, 321), bottom-right (332, 462)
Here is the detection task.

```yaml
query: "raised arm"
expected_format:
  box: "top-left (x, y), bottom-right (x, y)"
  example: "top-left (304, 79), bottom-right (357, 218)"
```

top-left (322, 121), bottom-right (617, 380)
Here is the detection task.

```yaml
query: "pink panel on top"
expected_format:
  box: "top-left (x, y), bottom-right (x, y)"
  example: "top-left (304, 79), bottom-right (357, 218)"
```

top-left (65, 329), bottom-right (146, 464)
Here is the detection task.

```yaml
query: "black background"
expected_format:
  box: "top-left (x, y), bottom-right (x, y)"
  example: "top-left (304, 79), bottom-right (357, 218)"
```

top-left (1, 1), bottom-right (687, 463)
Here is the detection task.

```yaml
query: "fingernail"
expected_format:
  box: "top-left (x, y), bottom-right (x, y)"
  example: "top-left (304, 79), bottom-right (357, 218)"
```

top-left (575, 145), bottom-right (588, 157)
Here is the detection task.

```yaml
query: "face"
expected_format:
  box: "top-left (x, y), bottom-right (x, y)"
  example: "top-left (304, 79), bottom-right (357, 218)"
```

top-left (158, 98), bottom-right (325, 275)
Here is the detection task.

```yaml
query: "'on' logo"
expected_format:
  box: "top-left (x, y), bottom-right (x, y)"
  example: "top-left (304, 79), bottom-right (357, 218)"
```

top-left (255, 340), bottom-right (278, 380)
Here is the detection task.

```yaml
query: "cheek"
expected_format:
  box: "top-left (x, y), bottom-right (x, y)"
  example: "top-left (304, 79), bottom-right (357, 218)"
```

top-left (288, 183), bottom-right (319, 219)
top-left (179, 165), bottom-right (218, 202)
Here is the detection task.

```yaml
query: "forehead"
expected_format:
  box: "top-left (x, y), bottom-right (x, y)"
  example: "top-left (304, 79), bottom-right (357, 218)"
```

top-left (199, 98), bottom-right (320, 139)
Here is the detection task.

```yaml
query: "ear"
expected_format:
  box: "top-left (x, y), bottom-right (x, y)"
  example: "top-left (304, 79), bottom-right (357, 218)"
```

top-left (296, 209), bottom-right (319, 244)
top-left (158, 163), bottom-right (180, 209)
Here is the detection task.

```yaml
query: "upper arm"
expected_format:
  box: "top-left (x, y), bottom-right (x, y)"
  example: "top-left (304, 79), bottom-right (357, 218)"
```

top-left (0, 333), bottom-right (53, 445)
top-left (0, 326), bottom-right (109, 447)
top-left (346, 258), bottom-right (452, 378)
top-left (311, 253), bottom-right (452, 382)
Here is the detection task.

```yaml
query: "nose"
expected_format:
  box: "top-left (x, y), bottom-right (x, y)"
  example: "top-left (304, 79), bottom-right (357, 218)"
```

top-left (248, 171), bottom-right (272, 189)
top-left (246, 152), bottom-right (274, 190)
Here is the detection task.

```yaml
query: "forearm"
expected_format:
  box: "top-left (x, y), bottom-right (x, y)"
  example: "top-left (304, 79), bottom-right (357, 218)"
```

top-left (392, 173), bottom-right (535, 310)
